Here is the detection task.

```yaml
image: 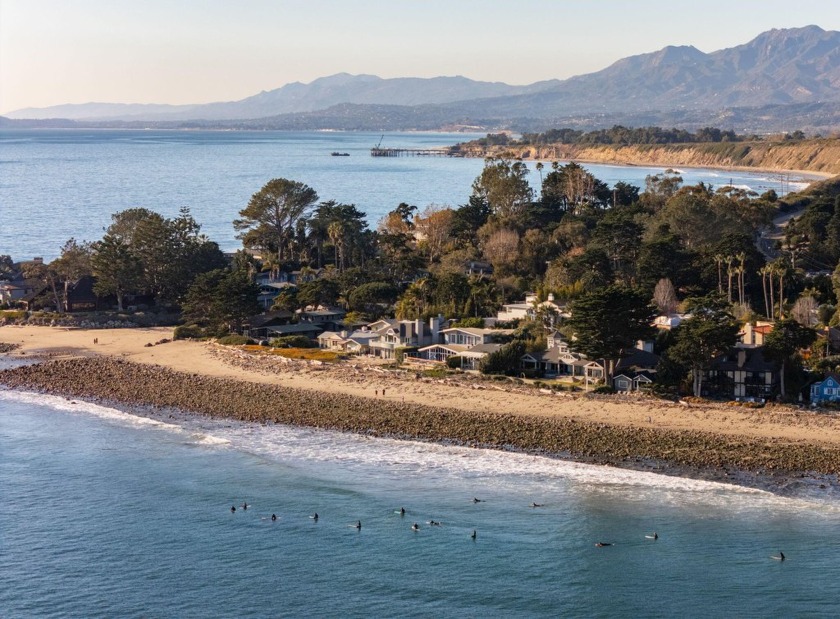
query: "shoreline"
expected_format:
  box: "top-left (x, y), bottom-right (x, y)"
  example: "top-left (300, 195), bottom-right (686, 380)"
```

top-left (1, 354), bottom-right (839, 499)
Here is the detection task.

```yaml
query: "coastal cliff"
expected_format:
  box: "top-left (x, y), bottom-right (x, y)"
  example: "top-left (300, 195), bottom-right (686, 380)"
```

top-left (455, 138), bottom-right (840, 176)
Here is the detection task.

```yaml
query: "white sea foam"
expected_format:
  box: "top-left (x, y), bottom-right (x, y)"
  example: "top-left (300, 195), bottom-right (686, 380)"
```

top-left (0, 390), bottom-right (182, 430)
top-left (3, 388), bottom-right (834, 513)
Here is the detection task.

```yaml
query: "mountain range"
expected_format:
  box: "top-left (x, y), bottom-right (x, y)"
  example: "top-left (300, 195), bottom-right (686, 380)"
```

top-left (5, 26), bottom-right (839, 132)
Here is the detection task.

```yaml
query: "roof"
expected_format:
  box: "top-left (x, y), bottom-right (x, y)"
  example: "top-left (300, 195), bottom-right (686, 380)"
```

top-left (302, 308), bottom-right (346, 317)
top-left (711, 347), bottom-right (779, 373)
top-left (317, 331), bottom-right (344, 340)
top-left (814, 373), bottom-right (840, 387)
top-left (615, 349), bottom-right (661, 372)
top-left (247, 310), bottom-right (294, 327)
top-left (461, 343), bottom-right (502, 357)
top-left (265, 323), bottom-right (324, 336)
top-left (418, 343), bottom-right (470, 354)
top-left (441, 327), bottom-right (515, 336)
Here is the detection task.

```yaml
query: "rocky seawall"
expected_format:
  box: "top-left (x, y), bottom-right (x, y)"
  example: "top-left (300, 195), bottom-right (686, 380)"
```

top-left (2, 358), bottom-right (839, 494)
top-left (459, 139), bottom-right (840, 176)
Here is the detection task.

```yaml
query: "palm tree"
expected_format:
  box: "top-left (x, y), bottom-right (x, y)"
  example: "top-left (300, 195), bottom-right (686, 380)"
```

top-left (725, 255), bottom-right (735, 303)
top-left (714, 254), bottom-right (725, 294)
top-left (327, 221), bottom-right (344, 273)
top-left (759, 265), bottom-right (771, 319)
top-left (735, 252), bottom-right (746, 305)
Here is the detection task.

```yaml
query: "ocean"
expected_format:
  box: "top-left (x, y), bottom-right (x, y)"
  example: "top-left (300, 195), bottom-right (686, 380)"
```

top-left (0, 129), bottom-right (816, 261)
top-left (2, 389), bottom-right (840, 617)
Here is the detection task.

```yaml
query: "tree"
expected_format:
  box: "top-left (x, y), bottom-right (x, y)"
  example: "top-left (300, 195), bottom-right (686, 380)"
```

top-left (414, 204), bottom-right (454, 262)
top-left (347, 281), bottom-right (399, 316)
top-left (482, 228), bottom-right (520, 277)
top-left (0, 255), bottom-right (15, 280)
top-left (479, 340), bottom-right (525, 375)
top-left (763, 319), bottom-right (817, 398)
top-left (182, 268), bottom-right (261, 336)
top-left (791, 294), bottom-right (819, 327)
top-left (567, 285), bottom-right (657, 382)
top-left (52, 238), bottom-right (92, 312)
top-left (91, 234), bottom-right (142, 311)
top-left (653, 278), bottom-right (679, 315)
top-left (471, 158), bottom-right (533, 221)
top-left (234, 178), bottom-right (319, 262)
top-left (666, 296), bottom-right (739, 397)
top-left (105, 207), bottom-right (226, 306)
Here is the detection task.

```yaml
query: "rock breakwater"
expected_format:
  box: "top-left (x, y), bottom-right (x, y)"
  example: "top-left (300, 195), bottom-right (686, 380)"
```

top-left (2, 358), bottom-right (839, 490)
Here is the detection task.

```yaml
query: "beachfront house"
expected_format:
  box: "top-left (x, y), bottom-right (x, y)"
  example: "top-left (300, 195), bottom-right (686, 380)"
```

top-left (810, 373), bottom-right (840, 405)
top-left (359, 316), bottom-right (444, 360)
top-left (702, 346), bottom-right (781, 400)
top-left (417, 327), bottom-right (512, 365)
top-left (242, 311), bottom-right (294, 339)
top-left (263, 322), bottom-right (324, 340)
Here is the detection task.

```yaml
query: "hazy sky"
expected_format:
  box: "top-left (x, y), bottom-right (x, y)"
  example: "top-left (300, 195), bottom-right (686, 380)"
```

top-left (2, 0), bottom-right (839, 113)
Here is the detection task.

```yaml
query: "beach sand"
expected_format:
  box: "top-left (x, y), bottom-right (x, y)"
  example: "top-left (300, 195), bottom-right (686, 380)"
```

top-left (2, 325), bottom-right (838, 450)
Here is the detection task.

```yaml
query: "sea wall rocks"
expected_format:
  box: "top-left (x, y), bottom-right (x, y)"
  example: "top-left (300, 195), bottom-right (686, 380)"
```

top-left (3, 358), bottom-right (840, 485)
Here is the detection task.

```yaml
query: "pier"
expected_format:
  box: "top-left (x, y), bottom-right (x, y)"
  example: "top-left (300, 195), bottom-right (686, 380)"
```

top-left (370, 147), bottom-right (454, 157)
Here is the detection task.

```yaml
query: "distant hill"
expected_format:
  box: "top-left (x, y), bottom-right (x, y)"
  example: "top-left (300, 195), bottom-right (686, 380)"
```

top-left (6, 74), bottom-right (552, 122)
top-left (5, 26), bottom-right (839, 133)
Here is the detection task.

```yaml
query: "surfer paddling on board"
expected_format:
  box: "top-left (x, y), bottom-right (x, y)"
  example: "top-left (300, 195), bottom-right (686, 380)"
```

top-left (595, 542), bottom-right (612, 547)
top-left (772, 551), bottom-right (785, 561)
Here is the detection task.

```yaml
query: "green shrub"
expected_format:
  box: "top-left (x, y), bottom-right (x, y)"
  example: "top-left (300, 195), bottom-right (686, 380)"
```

top-left (270, 335), bottom-right (318, 348)
top-left (396, 346), bottom-right (418, 364)
top-left (446, 355), bottom-right (462, 369)
top-left (173, 324), bottom-right (205, 340)
top-left (592, 385), bottom-right (615, 394)
top-left (0, 309), bottom-right (27, 321)
top-left (216, 334), bottom-right (253, 346)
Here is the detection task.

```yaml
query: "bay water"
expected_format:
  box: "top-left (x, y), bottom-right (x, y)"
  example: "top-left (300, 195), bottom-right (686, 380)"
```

top-left (0, 129), bottom-right (815, 260)
top-left (2, 389), bottom-right (840, 617)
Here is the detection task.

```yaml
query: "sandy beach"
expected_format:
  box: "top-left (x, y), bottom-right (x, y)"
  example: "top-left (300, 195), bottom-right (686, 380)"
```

top-left (2, 325), bottom-right (839, 450)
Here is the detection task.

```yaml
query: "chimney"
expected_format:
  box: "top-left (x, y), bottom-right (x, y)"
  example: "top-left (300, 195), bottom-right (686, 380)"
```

top-left (430, 314), bottom-right (442, 344)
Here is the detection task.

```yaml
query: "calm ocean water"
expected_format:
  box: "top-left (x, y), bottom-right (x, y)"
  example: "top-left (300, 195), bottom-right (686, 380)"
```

top-left (0, 129), bottom-right (816, 260)
top-left (2, 389), bottom-right (840, 618)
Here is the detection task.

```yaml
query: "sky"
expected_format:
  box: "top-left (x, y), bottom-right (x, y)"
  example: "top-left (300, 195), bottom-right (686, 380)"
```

top-left (2, 0), bottom-right (839, 113)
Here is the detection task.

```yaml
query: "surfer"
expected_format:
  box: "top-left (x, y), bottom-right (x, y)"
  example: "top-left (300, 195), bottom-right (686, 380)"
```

top-left (780, 551), bottom-right (785, 561)
top-left (411, 523), bottom-right (420, 531)
top-left (242, 502), bottom-right (248, 510)
top-left (595, 542), bottom-right (612, 547)
top-left (312, 513), bottom-right (319, 521)
top-left (645, 532), bottom-right (658, 540)
top-left (473, 498), bottom-right (483, 503)
top-left (400, 507), bottom-right (406, 516)
top-left (429, 520), bottom-right (441, 526)
top-left (529, 502), bottom-right (543, 508)
top-left (471, 530), bottom-right (477, 540)
top-left (355, 520), bottom-right (362, 530)
top-left (230, 506), bottom-right (236, 513)
top-left (271, 514), bottom-right (277, 521)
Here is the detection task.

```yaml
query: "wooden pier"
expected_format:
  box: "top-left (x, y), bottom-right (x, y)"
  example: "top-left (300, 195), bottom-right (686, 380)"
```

top-left (370, 147), bottom-right (453, 157)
